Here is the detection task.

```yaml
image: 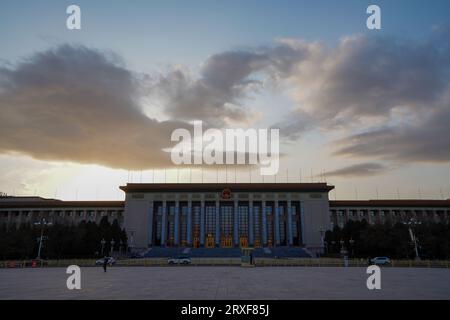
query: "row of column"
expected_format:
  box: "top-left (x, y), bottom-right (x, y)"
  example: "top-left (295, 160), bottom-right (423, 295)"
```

top-left (0, 210), bottom-right (123, 225)
top-left (148, 200), bottom-right (305, 247)
top-left (331, 208), bottom-right (450, 226)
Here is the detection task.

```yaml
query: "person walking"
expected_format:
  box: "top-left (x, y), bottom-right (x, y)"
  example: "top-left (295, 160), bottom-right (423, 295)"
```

top-left (103, 256), bottom-right (108, 272)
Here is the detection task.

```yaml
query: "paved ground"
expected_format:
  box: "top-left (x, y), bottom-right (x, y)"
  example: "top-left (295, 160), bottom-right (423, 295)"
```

top-left (1, 266), bottom-right (449, 299)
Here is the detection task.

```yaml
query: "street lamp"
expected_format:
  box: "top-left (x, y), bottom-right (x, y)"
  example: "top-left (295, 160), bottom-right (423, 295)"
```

top-left (318, 227), bottom-right (326, 257)
top-left (110, 239), bottom-right (115, 256)
top-left (34, 218), bottom-right (53, 259)
top-left (349, 238), bottom-right (355, 257)
top-left (340, 239), bottom-right (349, 267)
top-left (319, 227), bottom-right (325, 255)
top-left (100, 238), bottom-right (106, 256)
top-left (404, 218), bottom-right (421, 260)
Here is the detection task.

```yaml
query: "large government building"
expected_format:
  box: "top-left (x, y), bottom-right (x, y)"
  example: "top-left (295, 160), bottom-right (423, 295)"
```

top-left (1, 183), bottom-right (450, 255)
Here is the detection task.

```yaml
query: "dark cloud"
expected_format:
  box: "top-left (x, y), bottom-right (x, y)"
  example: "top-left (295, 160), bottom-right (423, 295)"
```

top-left (0, 45), bottom-right (186, 169)
top-left (270, 29), bottom-right (450, 166)
top-left (2, 28), bottom-right (450, 170)
top-left (324, 163), bottom-right (389, 177)
top-left (150, 40), bottom-right (315, 126)
top-left (276, 31), bottom-right (450, 140)
top-left (333, 104), bottom-right (450, 163)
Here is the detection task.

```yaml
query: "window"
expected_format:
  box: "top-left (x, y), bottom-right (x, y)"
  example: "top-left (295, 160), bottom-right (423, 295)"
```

top-left (238, 206), bottom-right (248, 237)
top-left (205, 206), bottom-right (215, 235)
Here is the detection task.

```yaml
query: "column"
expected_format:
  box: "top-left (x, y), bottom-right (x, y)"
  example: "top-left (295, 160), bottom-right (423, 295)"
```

top-left (200, 198), bottom-right (205, 246)
top-left (215, 200), bottom-right (220, 246)
top-left (274, 201), bottom-right (280, 246)
top-left (233, 200), bottom-right (238, 246)
top-left (300, 202), bottom-right (305, 245)
top-left (18, 211), bottom-right (24, 225)
top-left (388, 209), bottom-right (393, 223)
top-left (248, 200), bottom-right (254, 246)
top-left (147, 202), bottom-right (154, 247)
top-left (262, 201), bottom-right (267, 246)
top-left (174, 200), bottom-right (180, 246)
top-left (161, 200), bottom-right (167, 246)
top-left (187, 199), bottom-right (192, 246)
top-left (433, 210), bottom-right (439, 223)
top-left (287, 200), bottom-right (293, 246)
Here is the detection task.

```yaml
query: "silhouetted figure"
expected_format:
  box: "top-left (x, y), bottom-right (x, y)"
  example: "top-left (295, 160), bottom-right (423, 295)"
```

top-left (103, 256), bottom-right (108, 272)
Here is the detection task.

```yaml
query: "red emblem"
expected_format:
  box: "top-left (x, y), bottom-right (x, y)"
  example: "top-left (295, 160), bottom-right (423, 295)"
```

top-left (221, 188), bottom-right (232, 199)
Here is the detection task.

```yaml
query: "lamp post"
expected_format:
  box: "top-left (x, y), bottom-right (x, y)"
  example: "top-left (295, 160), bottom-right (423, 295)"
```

top-left (349, 238), bottom-right (355, 257)
top-left (128, 230), bottom-right (135, 255)
top-left (110, 239), bottom-right (115, 256)
top-left (404, 218), bottom-right (421, 260)
top-left (318, 227), bottom-right (325, 257)
top-left (34, 218), bottom-right (53, 259)
top-left (340, 239), bottom-right (349, 267)
top-left (100, 238), bottom-right (106, 256)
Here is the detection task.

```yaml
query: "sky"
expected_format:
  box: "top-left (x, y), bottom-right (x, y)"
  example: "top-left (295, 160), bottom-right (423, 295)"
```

top-left (1, 0), bottom-right (450, 200)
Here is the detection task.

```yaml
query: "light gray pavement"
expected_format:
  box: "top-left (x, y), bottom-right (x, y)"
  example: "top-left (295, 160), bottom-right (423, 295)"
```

top-left (1, 266), bottom-right (449, 300)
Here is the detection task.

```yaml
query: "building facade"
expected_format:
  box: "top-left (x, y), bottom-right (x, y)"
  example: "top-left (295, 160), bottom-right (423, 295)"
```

top-left (330, 200), bottom-right (450, 228)
top-left (0, 197), bottom-right (124, 227)
top-left (2, 184), bottom-right (450, 255)
top-left (121, 183), bottom-right (333, 253)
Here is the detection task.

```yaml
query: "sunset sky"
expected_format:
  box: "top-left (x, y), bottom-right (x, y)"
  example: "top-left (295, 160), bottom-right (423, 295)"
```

top-left (1, 0), bottom-right (450, 200)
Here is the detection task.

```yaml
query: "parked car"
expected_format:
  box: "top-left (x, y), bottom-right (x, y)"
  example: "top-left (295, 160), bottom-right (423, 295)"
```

top-left (167, 256), bottom-right (191, 265)
top-left (370, 256), bottom-right (391, 265)
top-left (95, 257), bottom-right (116, 266)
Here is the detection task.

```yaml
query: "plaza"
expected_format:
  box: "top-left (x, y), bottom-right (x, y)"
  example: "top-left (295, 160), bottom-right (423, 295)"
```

top-left (1, 266), bottom-right (450, 300)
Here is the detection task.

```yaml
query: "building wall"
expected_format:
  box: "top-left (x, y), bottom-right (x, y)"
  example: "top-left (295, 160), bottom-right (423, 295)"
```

top-left (0, 207), bottom-right (124, 227)
top-left (123, 190), bottom-right (331, 251)
top-left (329, 207), bottom-right (450, 228)
top-left (302, 200), bottom-right (331, 254)
top-left (5, 194), bottom-right (449, 254)
top-left (123, 198), bottom-right (151, 250)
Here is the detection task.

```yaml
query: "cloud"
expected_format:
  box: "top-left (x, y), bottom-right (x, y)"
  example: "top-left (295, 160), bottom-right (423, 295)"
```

top-left (324, 163), bottom-right (390, 177)
top-left (276, 30), bottom-right (450, 140)
top-left (332, 100), bottom-right (450, 163)
top-left (0, 45), bottom-right (186, 169)
top-left (2, 27), bottom-right (450, 171)
top-left (270, 29), bottom-right (450, 166)
top-left (149, 39), bottom-right (317, 127)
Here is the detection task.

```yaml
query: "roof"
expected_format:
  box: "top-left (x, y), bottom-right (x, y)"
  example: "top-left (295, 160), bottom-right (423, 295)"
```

top-left (119, 183), bottom-right (335, 193)
top-left (330, 199), bottom-right (450, 208)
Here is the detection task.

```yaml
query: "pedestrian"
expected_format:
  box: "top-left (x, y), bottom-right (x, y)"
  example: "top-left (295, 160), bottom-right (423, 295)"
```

top-left (103, 255), bottom-right (108, 272)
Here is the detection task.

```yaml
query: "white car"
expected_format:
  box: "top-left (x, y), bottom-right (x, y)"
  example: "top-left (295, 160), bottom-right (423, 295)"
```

top-left (95, 257), bottom-right (116, 266)
top-left (370, 257), bottom-right (391, 265)
top-left (167, 256), bottom-right (191, 265)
